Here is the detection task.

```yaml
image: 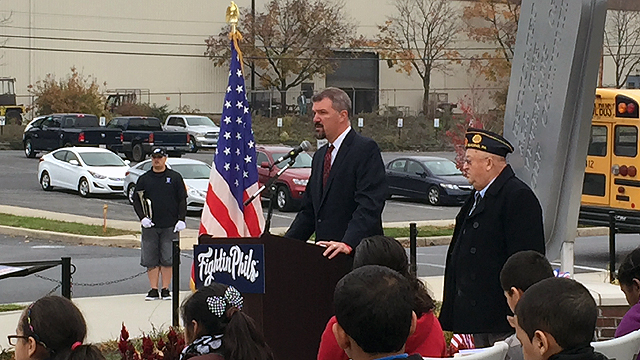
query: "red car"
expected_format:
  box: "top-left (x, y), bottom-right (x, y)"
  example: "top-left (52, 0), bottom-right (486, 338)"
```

top-left (256, 145), bottom-right (312, 211)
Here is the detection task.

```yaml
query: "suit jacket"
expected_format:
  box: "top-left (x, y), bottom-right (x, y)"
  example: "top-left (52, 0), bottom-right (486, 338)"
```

top-left (439, 165), bottom-right (545, 334)
top-left (285, 129), bottom-right (388, 248)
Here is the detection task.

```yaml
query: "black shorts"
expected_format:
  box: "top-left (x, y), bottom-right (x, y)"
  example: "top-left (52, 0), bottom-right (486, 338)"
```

top-left (140, 227), bottom-right (179, 268)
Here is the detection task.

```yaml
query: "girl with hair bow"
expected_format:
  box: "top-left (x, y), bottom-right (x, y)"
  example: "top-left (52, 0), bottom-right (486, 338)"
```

top-left (180, 283), bottom-right (274, 360)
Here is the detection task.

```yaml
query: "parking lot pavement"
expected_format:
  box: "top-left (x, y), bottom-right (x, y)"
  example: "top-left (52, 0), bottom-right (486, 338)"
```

top-left (0, 150), bottom-right (464, 231)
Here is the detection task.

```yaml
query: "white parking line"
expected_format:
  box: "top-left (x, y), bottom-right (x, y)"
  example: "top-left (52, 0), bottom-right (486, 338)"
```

top-left (388, 202), bottom-right (445, 211)
top-left (266, 212), bottom-right (296, 219)
top-left (417, 262), bottom-right (446, 269)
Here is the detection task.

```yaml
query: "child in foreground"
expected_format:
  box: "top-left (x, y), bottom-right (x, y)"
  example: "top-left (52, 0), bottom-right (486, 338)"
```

top-left (514, 277), bottom-right (608, 360)
top-left (500, 250), bottom-right (555, 360)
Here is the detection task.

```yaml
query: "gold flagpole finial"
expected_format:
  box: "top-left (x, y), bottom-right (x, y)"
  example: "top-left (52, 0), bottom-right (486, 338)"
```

top-left (226, 1), bottom-right (240, 34)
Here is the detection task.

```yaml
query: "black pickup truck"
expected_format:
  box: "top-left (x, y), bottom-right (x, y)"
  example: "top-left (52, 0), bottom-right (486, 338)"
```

top-left (23, 113), bottom-right (122, 158)
top-left (106, 116), bottom-right (189, 162)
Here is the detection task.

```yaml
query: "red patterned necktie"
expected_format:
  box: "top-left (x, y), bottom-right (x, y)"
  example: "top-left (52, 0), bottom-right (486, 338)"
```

top-left (323, 144), bottom-right (334, 187)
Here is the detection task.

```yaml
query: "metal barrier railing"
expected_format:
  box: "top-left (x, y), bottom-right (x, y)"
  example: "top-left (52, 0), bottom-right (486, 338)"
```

top-left (0, 257), bottom-right (72, 298)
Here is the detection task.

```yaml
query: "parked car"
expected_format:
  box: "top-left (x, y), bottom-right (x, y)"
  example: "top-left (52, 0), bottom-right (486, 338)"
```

top-left (164, 114), bottom-right (220, 153)
top-left (106, 116), bottom-right (190, 162)
top-left (23, 113), bottom-right (123, 158)
top-left (256, 145), bottom-right (312, 211)
top-left (37, 147), bottom-right (130, 197)
top-left (385, 156), bottom-right (473, 205)
top-left (124, 158), bottom-right (211, 212)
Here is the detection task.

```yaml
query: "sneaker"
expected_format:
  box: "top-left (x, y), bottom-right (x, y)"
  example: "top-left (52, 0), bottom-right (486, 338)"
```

top-left (145, 288), bottom-right (160, 301)
top-left (161, 288), bottom-right (171, 300)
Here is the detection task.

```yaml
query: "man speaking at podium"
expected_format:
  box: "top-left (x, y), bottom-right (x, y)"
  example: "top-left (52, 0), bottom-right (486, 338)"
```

top-left (285, 88), bottom-right (388, 259)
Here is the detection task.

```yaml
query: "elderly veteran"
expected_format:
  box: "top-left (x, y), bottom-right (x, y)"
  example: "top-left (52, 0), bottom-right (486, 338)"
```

top-left (439, 128), bottom-right (545, 348)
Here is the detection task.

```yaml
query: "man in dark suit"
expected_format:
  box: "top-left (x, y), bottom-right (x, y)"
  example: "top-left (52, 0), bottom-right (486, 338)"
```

top-left (285, 87), bottom-right (388, 259)
top-left (439, 128), bottom-right (545, 348)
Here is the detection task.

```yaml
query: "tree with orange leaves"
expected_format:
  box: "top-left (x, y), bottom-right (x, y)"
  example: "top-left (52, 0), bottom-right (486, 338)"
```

top-left (462, 0), bottom-right (520, 109)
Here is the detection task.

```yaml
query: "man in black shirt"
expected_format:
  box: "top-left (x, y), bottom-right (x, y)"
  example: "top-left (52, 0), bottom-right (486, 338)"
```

top-left (133, 148), bottom-right (187, 300)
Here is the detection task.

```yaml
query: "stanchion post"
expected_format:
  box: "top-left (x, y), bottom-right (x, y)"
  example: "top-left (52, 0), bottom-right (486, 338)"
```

top-left (61, 257), bottom-right (71, 299)
top-left (410, 223), bottom-right (417, 277)
top-left (172, 239), bottom-right (180, 327)
top-left (608, 211), bottom-right (616, 283)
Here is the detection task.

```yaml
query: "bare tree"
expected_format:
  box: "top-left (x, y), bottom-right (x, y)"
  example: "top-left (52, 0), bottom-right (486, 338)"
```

top-left (603, 9), bottom-right (640, 88)
top-left (377, 0), bottom-right (461, 116)
top-left (206, 0), bottom-right (359, 114)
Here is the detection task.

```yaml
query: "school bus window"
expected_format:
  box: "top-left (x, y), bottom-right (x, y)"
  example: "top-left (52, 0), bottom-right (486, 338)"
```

top-left (582, 173), bottom-right (606, 197)
top-left (587, 125), bottom-right (607, 157)
top-left (614, 125), bottom-right (638, 157)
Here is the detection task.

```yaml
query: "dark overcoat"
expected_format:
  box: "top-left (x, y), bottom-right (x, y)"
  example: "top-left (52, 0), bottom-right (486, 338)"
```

top-left (285, 129), bottom-right (388, 248)
top-left (439, 165), bottom-right (545, 334)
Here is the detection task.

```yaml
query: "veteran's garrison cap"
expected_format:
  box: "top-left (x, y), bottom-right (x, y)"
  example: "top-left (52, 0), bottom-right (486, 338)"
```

top-left (464, 128), bottom-right (514, 157)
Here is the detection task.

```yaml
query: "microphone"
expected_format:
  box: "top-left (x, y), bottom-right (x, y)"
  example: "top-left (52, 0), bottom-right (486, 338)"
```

top-left (273, 140), bottom-right (311, 165)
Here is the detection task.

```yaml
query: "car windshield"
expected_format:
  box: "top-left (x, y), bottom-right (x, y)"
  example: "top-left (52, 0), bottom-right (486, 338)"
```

top-left (423, 160), bottom-right (461, 176)
top-left (171, 164), bottom-right (211, 179)
top-left (79, 152), bottom-right (127, 166)
top-left (186, 117), bottom-right (218, 127)
top-left (273, 152), bottom-right (312, 169)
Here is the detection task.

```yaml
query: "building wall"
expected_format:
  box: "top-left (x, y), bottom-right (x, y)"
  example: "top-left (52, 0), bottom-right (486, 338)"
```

top-left (0, 0), bottom-right (630, 119)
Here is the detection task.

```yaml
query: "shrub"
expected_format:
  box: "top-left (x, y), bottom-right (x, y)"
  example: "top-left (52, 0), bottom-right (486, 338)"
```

top-left (28, 67), bottom-right (106, 116)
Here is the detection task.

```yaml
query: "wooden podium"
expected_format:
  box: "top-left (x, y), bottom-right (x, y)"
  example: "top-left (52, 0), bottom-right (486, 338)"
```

top-left (198, 233), bottom-right (352, 360)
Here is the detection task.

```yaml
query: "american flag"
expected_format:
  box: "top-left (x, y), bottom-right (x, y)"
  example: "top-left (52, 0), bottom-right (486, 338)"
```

top-left (199, 40), bottom-right (265, 237)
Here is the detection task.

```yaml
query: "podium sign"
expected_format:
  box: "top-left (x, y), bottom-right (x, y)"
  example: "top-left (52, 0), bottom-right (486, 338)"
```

top-left (194, 244), bottom-right (265, 294)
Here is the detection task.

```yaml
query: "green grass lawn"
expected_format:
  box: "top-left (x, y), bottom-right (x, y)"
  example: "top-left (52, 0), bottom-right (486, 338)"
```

top-left (0, 213), bottom-right (139, 237)
top-left (0, 304), bottom-right (25, 312)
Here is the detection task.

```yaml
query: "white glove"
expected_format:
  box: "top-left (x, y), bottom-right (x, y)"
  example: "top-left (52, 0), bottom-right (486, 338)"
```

top-left (174, 220), bottom-right (186, 232)
top-left (141, 217), bottom-right (154, 228)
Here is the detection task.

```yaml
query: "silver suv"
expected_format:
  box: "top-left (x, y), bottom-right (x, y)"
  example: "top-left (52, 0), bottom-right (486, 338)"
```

top-left (164, 115), bottom-right (220, 153)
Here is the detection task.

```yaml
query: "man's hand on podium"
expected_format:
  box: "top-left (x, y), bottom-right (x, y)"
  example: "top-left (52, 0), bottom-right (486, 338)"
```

top-left (316, 241), bottom-right (352, 259)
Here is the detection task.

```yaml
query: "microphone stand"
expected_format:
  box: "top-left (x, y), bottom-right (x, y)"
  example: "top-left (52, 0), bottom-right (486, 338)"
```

top-left (244, 157), bottom-right (297, 235)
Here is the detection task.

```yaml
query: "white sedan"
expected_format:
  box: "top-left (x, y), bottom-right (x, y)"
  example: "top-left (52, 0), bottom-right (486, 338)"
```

top-left (38, 147), bottom-right (130, 197)
top-left (124, 158), bottom-right (211, 212)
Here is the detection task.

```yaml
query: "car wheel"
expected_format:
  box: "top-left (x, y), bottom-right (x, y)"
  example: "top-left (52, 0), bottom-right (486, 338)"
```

top-left (127, 184), bottom-right (136, 205)
top-left (132, 144), bottom-right (145, 162)
top-left (276, 185), bottom-right (293, 212)
top-left (427, 186), bottom-right (440, 206)
top-left (189, 137), bottom-right (198, 153)
top-left (24, 139), bottom-right (36, 158)
top-left (40, 171), bottom-right (53, 191)
top-left (78, 177), bottom-right (90, 198)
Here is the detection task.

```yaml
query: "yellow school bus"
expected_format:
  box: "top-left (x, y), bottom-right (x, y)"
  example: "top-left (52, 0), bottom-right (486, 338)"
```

top-left (581, 89), bottom-right (640, 227)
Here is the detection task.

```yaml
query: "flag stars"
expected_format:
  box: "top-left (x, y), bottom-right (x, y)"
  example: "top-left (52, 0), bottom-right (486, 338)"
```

top-left (223, 116), bottom-right (231, 124)
top-left (226, 86), bottom-right (231, 93)
top-left (236, 148), bottom-right (241, 155)
top-left (236, 69), bottom-right (243, 77)
top-left (236, 133), bottom-right (242, 140)
top-left (248, 140), bottom-right (254, 148)
top-left (236, 85), bottom-right (243, 94)
top-left (235, 164), bottom-right (240, 171)
top-left (236, 101), bottom-right (243, 109)
top-left (234, 179), bottom-right (239, 187)
top-left (223, 147), bottom-right (231, 156)
top-left (224, 101), bottom-right (231, 109)
top-left (224, 163), bottom-right (230, 171)
top-left (243, 171), bottom-right (248, 178)
top-left (236, 117), bottom-right (243, 124)
top-left (244, 155), bottom-right (252, 163)
top-left (223, 132), bottom-right (231, 140)
top-left (243, 106), bottom-right (249, 114)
